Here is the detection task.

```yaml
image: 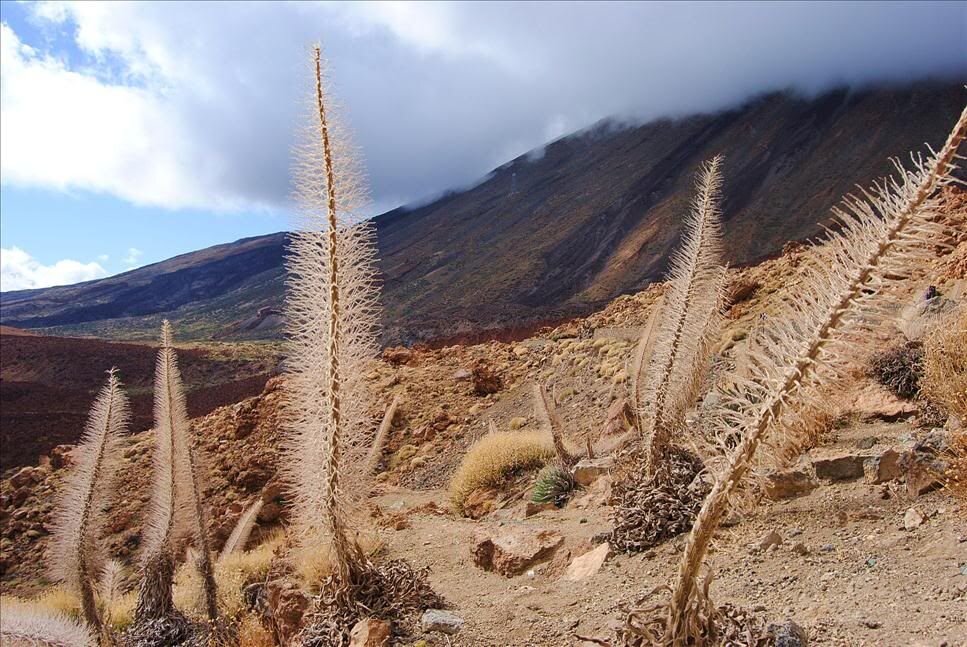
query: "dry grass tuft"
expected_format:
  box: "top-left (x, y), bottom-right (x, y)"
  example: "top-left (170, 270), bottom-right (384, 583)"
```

top-left (448, 431), bottom-right (554, 514)
top-left (237, 612), bottom-right (275, 647)
top-left (293, 532), bottom-right (383, 590)
top-left (921, 307), bottom-right (967, 499)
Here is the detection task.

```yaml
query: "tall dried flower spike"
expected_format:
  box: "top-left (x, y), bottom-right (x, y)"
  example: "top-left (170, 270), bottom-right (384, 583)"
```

top-left (48, 368), bottom-right (129, 637)
top-left (533, 382), bottom-right (574, 466)
top-left (642, 106), bottom-right (967, 646)
top-left (139, 321), bottom-right (218, 622)
top-left (283, 44), bottom-right (381, 587)
top-left (639, 156), bottom-right (727, 475)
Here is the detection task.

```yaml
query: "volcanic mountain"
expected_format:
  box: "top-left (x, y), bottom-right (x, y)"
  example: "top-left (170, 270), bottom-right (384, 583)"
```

top-left (1, 81), bottom-right (963, 344)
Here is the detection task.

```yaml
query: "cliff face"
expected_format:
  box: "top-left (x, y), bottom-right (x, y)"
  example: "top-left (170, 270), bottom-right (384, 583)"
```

top-left (2, 81), bottom-right (964, 344)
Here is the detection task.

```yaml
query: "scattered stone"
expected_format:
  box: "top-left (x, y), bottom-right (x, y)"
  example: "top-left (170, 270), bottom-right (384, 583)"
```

top-left (899, 433), bottom-right (948, 496)
top-left (820, 543), bottom-right (834, 553)
top-left (758, 530), bottom-right (783, 550)
top-left (813, 454), bottom-right (866, 481)
top-left (472, 526), bottom-right (564, 576)
top-left (764, 469), bottom-right (819, 499)
top-left (472, 362), bottom-right (503, 395)
top-left (903, 507), bottom-right (925, 531)
top-left (562, 543), bottom-right (610, 582)
top-left (855, 436), bottom-right (878, 450)
top-left (421, 609), bottom-right (464, 635)
top-left (572, 457), bottom-right (613, 487)
top-left (452, 368), bottom-right (472, 381)
top-left (48, 444), bottom-right (75, 470)
top-left (767, 619), bottom-right (807, 647)
top-left (600, 398), bottom-right (635, 436)
top-left (382, 346), bottom-right (416, 366)
top-left (862, 619), bottom-right (882, 629)
top-left (349, 618), bottom-right (391, 647)
top-left (791, 542), bottom-right (809, 556)
top-left (524, 501), bottom-right (555, 517)
top-left (863, 449), bottom-right (902, 484)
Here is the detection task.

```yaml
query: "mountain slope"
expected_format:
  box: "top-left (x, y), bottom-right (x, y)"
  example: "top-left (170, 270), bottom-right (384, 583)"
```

top-left (1, 81), bottom-right (964, 344)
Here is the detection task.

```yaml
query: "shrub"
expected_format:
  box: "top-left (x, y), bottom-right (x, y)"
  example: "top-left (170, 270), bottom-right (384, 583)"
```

top-left (449, 431), bottom-right (553, 514)
top-left (921, 307), bottom-right (967, 499)
top-left (868, 340), bottom-right (924, 399)
top-left (531, 466), bottom-right (576, 507)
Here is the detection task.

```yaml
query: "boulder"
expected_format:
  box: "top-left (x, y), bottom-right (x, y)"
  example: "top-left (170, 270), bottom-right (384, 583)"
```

top-left (863, 449), bottom-right (902, 484)
top-left (349, 618), bottom-right (391, 647)
top-left (851, 383), bottom-right (918, 422)
top-left (764, 469), bottom-right (818, 500)
top-left (421, 609), bottom-right (464, 635)
top-left (49, 445), bottom-right (75, 470)
top-left (9, 467), bottom-right (44, 489)
top-left (562, 543), bottom-right (610, 582)
top-left (767, 620), bottom-right (807, 647)
top-left (813, 454), bottom-right (866, 481)
top-left (899, 431), bottom-right (948, 496)
top-left (572, 457), bottom-right (613, 487)
top-left (903, 507), bottom-right (925, 530)
top-left (462, 488), bottom-right (498, 520)
top-left (472, 526), bottom-right (564, 576)
top-left (262, 578), bottom-right (310, 645)
top-left (471, 362), bottom-right (503, 395)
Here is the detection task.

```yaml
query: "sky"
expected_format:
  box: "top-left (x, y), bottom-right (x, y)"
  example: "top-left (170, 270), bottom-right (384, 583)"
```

top-left (1, 1), bottom-right (965, 291)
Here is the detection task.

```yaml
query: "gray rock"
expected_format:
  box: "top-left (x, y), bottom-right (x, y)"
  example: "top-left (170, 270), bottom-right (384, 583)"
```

top-left (768, 619), bottom-right (807, 647)
top-left (421, 609), bottom-right (464, 635)
top-left (813, 454), bottom-right (866, 481)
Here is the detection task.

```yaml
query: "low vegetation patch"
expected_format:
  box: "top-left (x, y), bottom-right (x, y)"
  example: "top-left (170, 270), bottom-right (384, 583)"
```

top-left (868, 340), bottom-right (924, 399)
top-left (531, 465), bottom-right (576, 507)
top-left (449, 431), bottom-right (553, 515)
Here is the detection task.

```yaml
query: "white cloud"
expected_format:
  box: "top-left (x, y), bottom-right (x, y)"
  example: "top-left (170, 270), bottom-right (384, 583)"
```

top-left (0, 246), bottom-right (108, 291)
top-left (0, 2), bottom-right (964, 215)
top-left (97, 254), bottom-right (109, 262)
top-left (123, 247), bottom-right (143, 267)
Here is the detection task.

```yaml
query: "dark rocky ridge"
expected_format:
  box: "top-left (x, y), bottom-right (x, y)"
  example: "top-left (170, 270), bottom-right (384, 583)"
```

top-left (1, 81), bottom-right (964, 344)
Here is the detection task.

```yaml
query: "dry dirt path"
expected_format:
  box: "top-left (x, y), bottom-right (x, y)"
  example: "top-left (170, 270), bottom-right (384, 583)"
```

top-left (373, 421), bottom-right (966, 646)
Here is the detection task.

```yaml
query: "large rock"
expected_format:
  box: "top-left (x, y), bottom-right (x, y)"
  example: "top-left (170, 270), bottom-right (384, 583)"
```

top-left (471, 362), bottom-right (503, 395)
top-left (472, 526), bottom-right (564, 576)
top-left (851, 383), bottom-right (918, 421)
top-left (863, 449), bottom-right (902, 484)
top-left (421, 609), bottom-right (464, 635)
top-left (764, 469), bottom-right (818, 499)
top-left (562, 543), bottom-right (610, 582)
top-left (349, 618), bottom-right (391, 647)
top-left (572, 457), bottom-right (613, 487)
top-left (768, 620), bottom-right (807, 647)
top-left (262, 578), bottom-right (310, 645)
top-left (900, 430), bottom-right (949, 496)
top-left (813, 454), bottom-right (866, 481)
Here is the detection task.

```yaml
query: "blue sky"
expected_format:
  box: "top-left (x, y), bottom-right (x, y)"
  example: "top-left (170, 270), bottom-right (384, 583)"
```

top-left (1, 1), bottom-right (964, 291)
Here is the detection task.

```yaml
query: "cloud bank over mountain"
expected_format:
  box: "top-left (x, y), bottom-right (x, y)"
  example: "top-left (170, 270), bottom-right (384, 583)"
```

top-left (1, 1), bottom-right (964, 218)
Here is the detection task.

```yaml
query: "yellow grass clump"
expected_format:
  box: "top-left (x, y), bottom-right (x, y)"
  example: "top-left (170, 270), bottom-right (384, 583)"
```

top-left (921, 307), bottom-right (967, 499)
top-left (449, 430), bottom-right (554, 514)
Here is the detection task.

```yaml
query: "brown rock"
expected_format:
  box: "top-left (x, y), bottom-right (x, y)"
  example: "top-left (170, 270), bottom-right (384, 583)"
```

top-left (462, 489), bottom-right (497, 519)
top-left (903, 507), bottom-right (925, 530)
top-left (349, 618), bottom-right (391, 647)
top-left (382, 346), bottom-right (416, 366)
top-left (864, 449), bottom-right (902, 484)
top-left (851, 383), bottom-right (918, 421)
top-left (524, 501), bottom-right (555, 517)
top-left (263, 578), bottom-right (310, 645)
top-left (600, 398), bottom-right (634, 436)
top-left (758, 530), bottom-right (783, 550)
top-left (258, 502), bottom-right (282, 524)
top-left (11, 487), bottom-right (31, 506)
top-left (472, 525), bottom-right (564, 576)
top-left (10, 467), bottom-right (41, 489)
top-left (49, 445), bottom-right (75, 470)
top-left (572, 457), bottom-right (613, 487)
top-left (452, 368), bottom-right (472, 381)
top-left (471, 362), bottom-right (503, 395)
top-left (813, 454), bottom-right (866, 481)
top-left (562, 542), bottom-right (610, 581)
top-left (764, 469), bottom-right (819, 499)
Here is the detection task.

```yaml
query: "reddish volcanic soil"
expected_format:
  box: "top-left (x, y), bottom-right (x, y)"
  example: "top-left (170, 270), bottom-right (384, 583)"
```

top-left (0, 331), bottom-right (280, 474)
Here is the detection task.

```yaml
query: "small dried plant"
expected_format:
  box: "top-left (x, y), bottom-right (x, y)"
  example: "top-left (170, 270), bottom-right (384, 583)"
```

top-left (621, 105), bottom-right (967, 645)
top-left (47, 369), bottom-right (129, 640)
top-left (0, 597), bottom-right (95, 647)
